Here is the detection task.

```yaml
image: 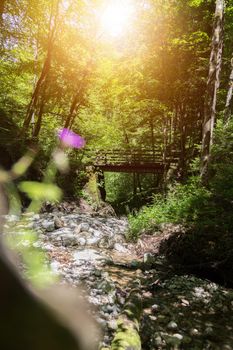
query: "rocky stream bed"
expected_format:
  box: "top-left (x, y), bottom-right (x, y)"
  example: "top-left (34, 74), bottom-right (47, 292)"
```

top-left (3, 204), bottom-right (233, 349)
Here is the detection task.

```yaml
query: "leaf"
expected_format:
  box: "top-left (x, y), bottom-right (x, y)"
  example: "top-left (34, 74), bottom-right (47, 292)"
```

top-left (19, 182), bottom-right (62, 202)
top-left (188, 0), bottom-right (204, 7)
top-left (11, 151), bottom-right (35, 178)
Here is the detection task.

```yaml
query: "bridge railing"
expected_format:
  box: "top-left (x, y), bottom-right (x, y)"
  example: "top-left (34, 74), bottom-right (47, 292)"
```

top-left (83, 148), bottom-right (181, 167)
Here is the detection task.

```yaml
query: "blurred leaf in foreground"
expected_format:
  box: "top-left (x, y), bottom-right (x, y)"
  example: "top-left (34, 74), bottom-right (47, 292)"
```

top-left (19, 182), bottom-right (62, 202)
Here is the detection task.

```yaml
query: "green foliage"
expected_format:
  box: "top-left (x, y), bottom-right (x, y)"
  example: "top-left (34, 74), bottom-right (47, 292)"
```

top-left (128, 178), bottom-right (211, 240)
top-left (19, 181), bottom-right (62, 202)
top-left (188, 0), bottom-right (206, 7)
top-left (0, 0), bottom-right (233, 212)
top-left (129, 117), bottom-right (233, 286)
top-left (2, 142), bottom-right (66, 287)
top-left (210, 119), bottom-right (233, 200)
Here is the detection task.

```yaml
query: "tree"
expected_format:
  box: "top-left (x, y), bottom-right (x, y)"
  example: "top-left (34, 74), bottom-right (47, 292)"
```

top-left (22, 0), bottom-right (60, 136)
top-left (0, 0), bottom-right (5, 20)
top-left (200, 0), bottom-right (225, 183)
top-left (224, 54), bottom-right (233, 121)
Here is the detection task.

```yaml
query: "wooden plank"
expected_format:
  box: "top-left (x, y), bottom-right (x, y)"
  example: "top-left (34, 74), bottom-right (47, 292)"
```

top-left (94, 163), bottom-right (165, 173)
top-left (83, 148), bottom-right (180, 174)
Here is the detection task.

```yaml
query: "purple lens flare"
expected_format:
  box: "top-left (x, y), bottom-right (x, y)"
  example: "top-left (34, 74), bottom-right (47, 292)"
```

top-left (58, 128), bottom-right (86, 149)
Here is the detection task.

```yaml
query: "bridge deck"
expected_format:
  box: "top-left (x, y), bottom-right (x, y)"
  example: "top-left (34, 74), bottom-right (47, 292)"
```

top-left (95, 163), bottom-right (166, 173)
top-left (84, 148), bottom-right (180, 173)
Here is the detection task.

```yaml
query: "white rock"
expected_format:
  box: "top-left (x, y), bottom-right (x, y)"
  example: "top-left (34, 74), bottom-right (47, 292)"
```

top-left (61, 233), bottom-right (79, 246)
top-left (50, 261), bottom-right (61, 274)
top-left (32, 241), bottom-right (41, 248)
top-left (86, 237), bottom-right (101, 246)
top-left (42, 243), bottom-right (54, 252)
top-left (42, 220), bottom-right (55, 232)
top-left (77, 237), bottom-right (86, 246)
top-left (173, 334), bottom-right (183, 341)
top-left (33, 214), bottom-right (40, 220)
top-left (73, 249), bottom-right (106, 262)
top-left (113, 243), bottom-right (129, 253)
top-left (93, 230), bottom-right (103, 238)
top-left (108, 320), bottom-right (117, 330)
top-left (80, 223), bottom-right (90, 232)
top-left (167, 321), bottom-right (178, 330)
top-left (143, 253), bottom-right (155, 264)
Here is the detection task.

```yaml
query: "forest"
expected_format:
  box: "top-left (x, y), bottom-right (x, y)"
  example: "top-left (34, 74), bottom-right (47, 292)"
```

top-left (1, 0), bottom-right (233, 349)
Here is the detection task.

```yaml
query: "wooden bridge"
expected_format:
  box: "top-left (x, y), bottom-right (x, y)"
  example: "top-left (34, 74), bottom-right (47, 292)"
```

top-left (84, 148), bottom-right (180, 173)
top-left (81, 147), bottom-right (181, 201)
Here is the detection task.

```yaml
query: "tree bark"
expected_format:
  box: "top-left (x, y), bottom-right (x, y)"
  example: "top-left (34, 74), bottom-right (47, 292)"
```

top-left (224, 55), bottom-right (233, 122)
top-left (22, 51), bottom-right (52, 132)
top-left (22, 0), bottom-right (60, 134)
top-left (200, 0), bottom-right (224, 183)
top-left (64, 68), bottom-right (90, 130)
top-left (33, 92), bottom-right (47, 137)
top-left (0, 0), bottom-right (5, 20)
top-left (179, 105), bottom-right (187, 179)
top-left (64, 93), bottom-right (83, 130)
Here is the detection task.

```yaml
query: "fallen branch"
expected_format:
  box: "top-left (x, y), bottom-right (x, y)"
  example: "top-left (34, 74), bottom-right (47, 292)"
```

top-left (103, 285), bottom-right (142, 350)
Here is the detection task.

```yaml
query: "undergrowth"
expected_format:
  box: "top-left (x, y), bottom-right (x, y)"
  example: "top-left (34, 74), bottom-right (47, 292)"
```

top-left (128, 178), bottom-right (211, 240)
top-left (128, 120), bottom-right (233, 241)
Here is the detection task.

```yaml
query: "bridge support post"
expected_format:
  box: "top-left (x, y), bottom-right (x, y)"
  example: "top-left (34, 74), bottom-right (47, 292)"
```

top-left (96, 169), bottom-right (106, 202)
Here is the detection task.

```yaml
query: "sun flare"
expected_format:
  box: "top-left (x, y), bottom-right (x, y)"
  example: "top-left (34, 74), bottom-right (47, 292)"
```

top-left (100, 0), bottom-right (134, 37)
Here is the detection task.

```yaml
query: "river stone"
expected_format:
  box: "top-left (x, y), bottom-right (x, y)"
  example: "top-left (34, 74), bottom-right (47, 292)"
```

top-left (108, 320), bottom-right (117, 330)
top-left (98, 238), bottom-right (111, 249)
top-left (93, 230), bottom-right (103, 238)
top-left (50, 260), bottom-right (61, 274)
top-left (154, 335), bottom-right (163, 346)
top-left (80, 223), bottom-right (90, 232)
top-left (54, 216), bottom-right (64, 229)
top-left (48, 229), bottom-right (75, 244)
top-left (162, 333), bottom-right (183, 345)
top-left (33, 214), bottom-right (40, 220)
top-left (93, 269), bottom-right (102, 277)
top-left (42, 243), bottom-right (54, 251)
top-left (74, 224), bottom-right (82, 235)
top-left (6, 214), bottom-right (19, 222)
top-left (152, 304), bottom-right (160, 311)
top-left (167, 321), bottom-right (178, 330)
top-left (190, 328), bottom-right (199, 336)
top-left (143, 253), bottom-right (155, 264)
top-left (77, 237), bottom-right (86, 246)
top-left (173, 334), bottom-right (183, 341)
top-left (61, 233), bottom-right (79, 246)
top-left (41, 220), bottom-right (55, 232)
top-left (113, 243), bottom-right (128, 253)
top-left (86, 237), bottom-right (101, 246)
top-left (73, 249), bottom-right (106, 262)
top-left (204, 326), bottom-right (214, 335)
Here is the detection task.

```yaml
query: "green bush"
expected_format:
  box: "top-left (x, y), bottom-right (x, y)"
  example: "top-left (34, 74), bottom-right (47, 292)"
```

top-left (210, 119), bottom-right (233, 201)
top-left (128, 120), bottom-right (233, 241)
top-left (128, 178), bottom-right (212, 240)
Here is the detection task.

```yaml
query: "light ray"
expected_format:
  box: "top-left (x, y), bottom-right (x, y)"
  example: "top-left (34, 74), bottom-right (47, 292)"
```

top-left (100, 0), bottom-right (134, 37)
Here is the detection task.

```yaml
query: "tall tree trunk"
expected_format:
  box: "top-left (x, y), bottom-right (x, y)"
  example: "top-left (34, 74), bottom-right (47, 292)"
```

top-left (22, 0), bottom-right (60, 135)
top-left (179, 109), bottom-right (187, 179)
top-left (224, 54), bottom-right (233, 122)
top-left (163, 114), bottom-right (168, 162)
top-left (64, 93), bottom-right (82, 130)
top-left (22, 52), bottom-right (51, 132)
top-left (200, 0), bottom-right (224, 183)
top-left (0, 0), bottom-right (5, 20)
top-left (64, 68), bottom-right (90, 130)
top-left (33, 92), bottom-right (47, 137)
top-left (149, 116), bottom-right (155, 160)
top-left (149, 115), bottom-right (157, 187)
